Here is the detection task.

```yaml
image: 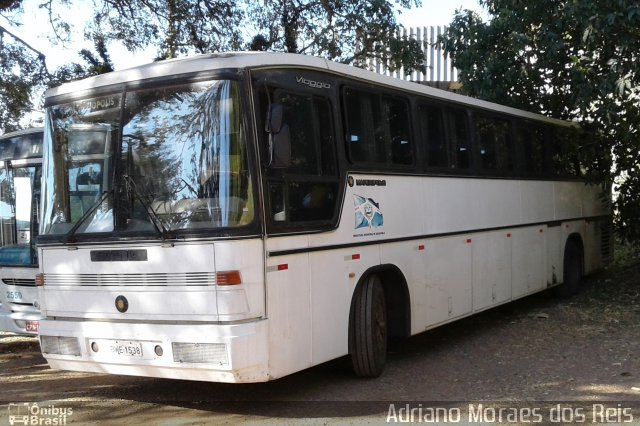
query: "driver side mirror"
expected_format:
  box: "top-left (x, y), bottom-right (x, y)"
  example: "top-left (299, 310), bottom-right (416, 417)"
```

top-left (266, 104), bottom-right (291, 169)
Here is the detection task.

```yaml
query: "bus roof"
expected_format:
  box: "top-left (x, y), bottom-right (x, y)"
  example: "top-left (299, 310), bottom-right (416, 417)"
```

top-left (0, 127), bottom-right (44, 140)
top-left (45, 52), bottom-right (571, 127)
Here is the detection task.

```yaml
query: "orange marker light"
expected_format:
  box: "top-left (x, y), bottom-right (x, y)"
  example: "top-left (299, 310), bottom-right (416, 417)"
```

top-left (216, 271), bottom-right (242, 286)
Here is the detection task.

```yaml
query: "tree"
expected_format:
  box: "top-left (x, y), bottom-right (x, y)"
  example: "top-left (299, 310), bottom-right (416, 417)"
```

top-left (50, 35), bottom-right (115, 85)
top-left (85, 0), bottom-right (245, 59)
top-left (0, 1), bottom-right (116, 132)
top-left (0, 0), bottom-right (49, 132)
top-left (59, 0), bottom-right (425, 70)
top-left (0, 27), bottom-right (47, 132)
top-left (246, 0), bottom-right (424, 72)
top-left (2, 0), bottom-right (426, 132)
top-left (439, 0), bottom-right (640, 242)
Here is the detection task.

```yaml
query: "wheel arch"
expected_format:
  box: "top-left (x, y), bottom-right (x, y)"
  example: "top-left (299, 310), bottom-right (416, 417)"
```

top-left (349, 264), bottom-right (411, 341)
top-left (564, 232), bottom-right (585, 275)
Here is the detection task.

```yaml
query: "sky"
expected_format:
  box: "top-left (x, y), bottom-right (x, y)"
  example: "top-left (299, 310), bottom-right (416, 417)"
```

top-left (1, 0), bottom-right (487, 72)
top-left (399, 0), bottom-right (486, 29)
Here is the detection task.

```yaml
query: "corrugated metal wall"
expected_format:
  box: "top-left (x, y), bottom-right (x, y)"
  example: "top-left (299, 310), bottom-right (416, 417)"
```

top-left (367, 26), bottom-right (458, 84)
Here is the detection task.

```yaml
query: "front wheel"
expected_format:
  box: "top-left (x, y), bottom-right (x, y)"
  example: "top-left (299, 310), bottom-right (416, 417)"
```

top-left (349, 274), bottom-right (387, 377)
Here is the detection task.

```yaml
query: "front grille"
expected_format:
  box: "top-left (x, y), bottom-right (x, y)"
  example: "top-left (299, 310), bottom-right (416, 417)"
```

top-left (44, 272), bottom-right (216, 287)
top-left (2, 278), bottom-right (36, 287)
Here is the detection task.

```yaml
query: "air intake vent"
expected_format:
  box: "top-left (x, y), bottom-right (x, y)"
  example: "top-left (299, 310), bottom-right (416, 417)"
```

top-left (2, 278), bottom-right (37, 287)
top-left (43, 272), bottom-right (216, 287)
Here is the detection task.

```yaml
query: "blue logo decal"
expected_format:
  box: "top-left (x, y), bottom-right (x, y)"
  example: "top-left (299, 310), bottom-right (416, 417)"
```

top-left (354, 195), bottom-right (383, 229)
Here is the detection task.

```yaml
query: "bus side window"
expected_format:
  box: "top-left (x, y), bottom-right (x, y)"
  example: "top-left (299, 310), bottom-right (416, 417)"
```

top-left (343, 88), bottom-right (385, 164)
top-left (551, 126), bottom-right (582, 177)
top-left (446, 108), bottom-right (470, 169)
top-left (384, 95), bottom-right (414, 166)
top-left (518, 122), bottom-right (547, 174)
top-left (419, 104), bottom-right (447, 168)
top-left (275, 92), bottom-right (318, 175)
top-left (476, 114), bottom-right (512, 172)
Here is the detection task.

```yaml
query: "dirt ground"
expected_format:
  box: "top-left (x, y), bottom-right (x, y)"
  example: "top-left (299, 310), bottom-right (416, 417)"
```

top-left (0, 252), bottom-right (639, 425)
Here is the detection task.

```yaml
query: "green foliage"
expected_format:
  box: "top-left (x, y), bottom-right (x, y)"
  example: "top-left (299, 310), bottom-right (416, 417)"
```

top-left (86, 0), bottom-right (244, 59)
top-left (50, 36), bottom-right (114, 85)
top-left (1, 0), bottom-right (425, 133)
top-left (247, 0), bottom-right (424, 72)
top-left (0, 28), bottom-right (48, 132)
top-left (439, 0), bottom-right (640, 243)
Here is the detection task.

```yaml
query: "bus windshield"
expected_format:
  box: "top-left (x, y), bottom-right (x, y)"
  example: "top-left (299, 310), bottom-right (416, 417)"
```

top-left (0, 130), bottom-right (42, 266)
top-left (41, 79), bottom-right (254, 238)
top-left (0, 166), bottom-right (41, 266)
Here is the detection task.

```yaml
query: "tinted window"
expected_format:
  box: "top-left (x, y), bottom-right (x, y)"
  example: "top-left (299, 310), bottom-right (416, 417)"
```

top-left (260, 86), bottom-right (339, 227)
top-left (447, 108), bottom-right (470, 169)
top-left (519, 122), bottom-right (547, 173)
top-left (384, 96), bottom-right (413, 165)
top-left (419, 104), bottom-right (447, 168)
top-left (344, 88), bottom-right (414, 167)
top-left (476, 115), bottom-right (512, 171)
top-left (551, 126), bottom-right (582, 177)
top-left (277, 92), bottom-right (319, 175)
top-left (344, 89), bottom-right (385, 163)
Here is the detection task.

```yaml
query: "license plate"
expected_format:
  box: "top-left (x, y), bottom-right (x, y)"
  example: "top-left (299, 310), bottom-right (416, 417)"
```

top-left (25, 321), bottom-right (39, 333)
top-left (109, 340), bottom-right (143, 357)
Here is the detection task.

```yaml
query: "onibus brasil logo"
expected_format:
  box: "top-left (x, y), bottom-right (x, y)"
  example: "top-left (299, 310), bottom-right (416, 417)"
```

top-left (8, 402), bottom-right (73, 425)
top-left (354, 195), bottom-right (383, 229)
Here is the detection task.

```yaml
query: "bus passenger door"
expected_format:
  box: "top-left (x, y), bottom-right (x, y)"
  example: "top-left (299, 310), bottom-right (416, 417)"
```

top-left (264, 236), bottom-right (311, 379)
top-left (255, 73), bottom-right (341, 378)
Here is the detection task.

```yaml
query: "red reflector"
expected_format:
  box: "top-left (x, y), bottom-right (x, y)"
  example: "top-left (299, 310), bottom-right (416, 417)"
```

top-left (507, 233), bottom-right (511, 238)
top-left (352, 254), bottom-right (360, 260)
top-left (35, 273), bottom-right (45, 287)
top-left (418, 245), bottom-right (425, 251)
top-left (216, 271), bottom-right (242, 285)
top-left (277, 264), bottom-right (288, 271)
top-left (466, 239), bottom-right (472, 244)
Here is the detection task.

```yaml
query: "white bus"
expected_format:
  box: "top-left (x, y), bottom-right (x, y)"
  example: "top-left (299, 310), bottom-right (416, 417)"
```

top-left (0, 127), bottom-right (43, 335)
top-left (36, 52), bottom-right (611, 382)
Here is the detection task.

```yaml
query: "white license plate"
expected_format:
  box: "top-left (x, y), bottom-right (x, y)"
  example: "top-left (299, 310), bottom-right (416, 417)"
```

top-left (108, 340), bottom-right (143, 357)
top-left (25, 321), bottom-right (39, 333)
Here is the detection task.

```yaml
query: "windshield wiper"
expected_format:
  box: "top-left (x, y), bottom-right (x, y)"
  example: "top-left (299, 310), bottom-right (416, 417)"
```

top-left (122, 173), bottom-right (168, 240)
top-left (64, 190), bottom-right (111, 242)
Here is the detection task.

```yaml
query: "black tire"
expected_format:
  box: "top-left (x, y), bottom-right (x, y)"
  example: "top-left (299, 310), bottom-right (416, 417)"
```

top-left (555, 240), bottom-right (583, 298)
top-left (349, 274), bottom-right (387, 377)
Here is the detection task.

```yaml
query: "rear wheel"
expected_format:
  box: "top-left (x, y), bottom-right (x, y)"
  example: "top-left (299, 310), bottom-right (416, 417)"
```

top-left (556, 240), bottom-right (583, 298)
top-left (350, 274), bottom-right (387, 377)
